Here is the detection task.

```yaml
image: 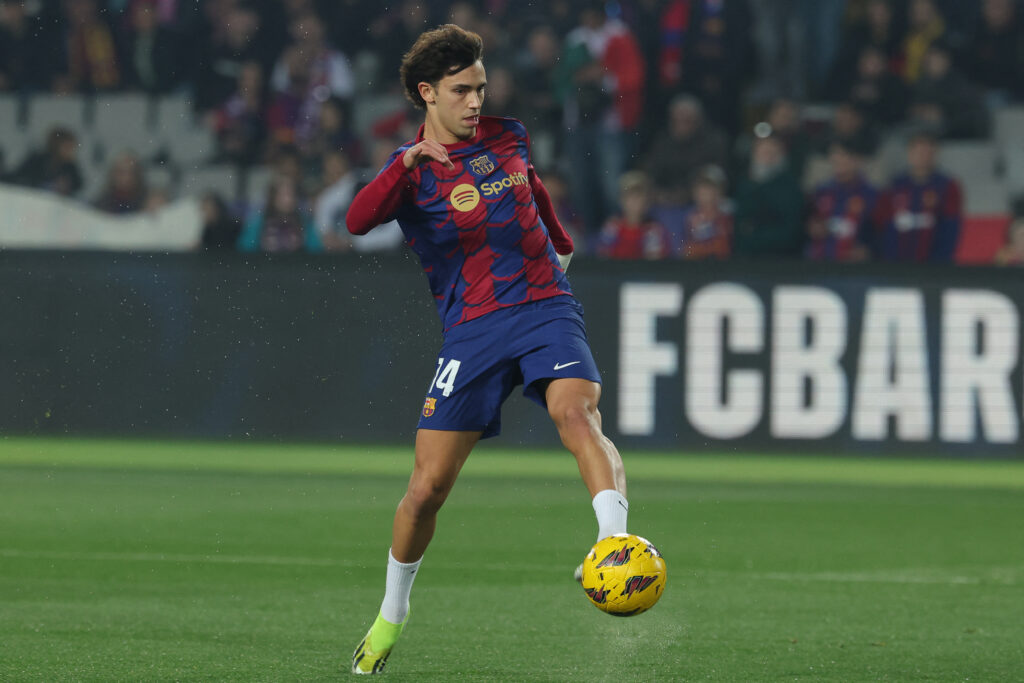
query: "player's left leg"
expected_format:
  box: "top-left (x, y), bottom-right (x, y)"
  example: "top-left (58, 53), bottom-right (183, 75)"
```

top-left (352, 429), bottom-right (481, 675)
top-left (545, 377), bottom-right (629, 540)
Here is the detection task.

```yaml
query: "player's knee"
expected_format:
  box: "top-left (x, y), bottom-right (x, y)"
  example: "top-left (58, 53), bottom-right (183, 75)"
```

top-left (405, 479), bottom-right (451, 519)
top-left (551, 401), bottom-right (600, 439)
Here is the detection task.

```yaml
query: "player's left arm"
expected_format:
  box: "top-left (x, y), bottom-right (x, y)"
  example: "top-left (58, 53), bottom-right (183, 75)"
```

top-left (528, 166), bottom-right (574, 270)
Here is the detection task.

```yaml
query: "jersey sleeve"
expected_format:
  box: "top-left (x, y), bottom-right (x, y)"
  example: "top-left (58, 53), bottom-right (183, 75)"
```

top-left (346, 152), bottom-right (414, 235)
top-left (516, 119), bottom-right (573, 255)
top-left (529, 167), bottom-right (574, 255)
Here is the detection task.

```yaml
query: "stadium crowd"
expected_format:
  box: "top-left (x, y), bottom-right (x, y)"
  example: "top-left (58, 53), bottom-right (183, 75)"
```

top-left (1, 0), bottom-right (1023, 264)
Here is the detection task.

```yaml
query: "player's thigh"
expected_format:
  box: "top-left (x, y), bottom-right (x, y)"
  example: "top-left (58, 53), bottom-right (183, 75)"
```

top-left (410, 428), bottom-right (482, 493)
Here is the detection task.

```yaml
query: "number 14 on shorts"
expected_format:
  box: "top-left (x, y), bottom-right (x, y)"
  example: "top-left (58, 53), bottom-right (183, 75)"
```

top-left (430, 358), bottom-right (461, 397)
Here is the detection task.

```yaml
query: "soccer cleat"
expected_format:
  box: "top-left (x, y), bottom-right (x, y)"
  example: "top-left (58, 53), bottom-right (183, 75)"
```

top-left (351, 612), bottom-right (406, 675)
top-left (573, 562), bottom-right (584, 583)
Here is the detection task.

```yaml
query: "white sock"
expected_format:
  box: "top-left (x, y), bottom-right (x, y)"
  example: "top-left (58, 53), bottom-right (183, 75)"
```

top-left (379, 549), bottom-right (421, 624)
top-left (592, 489), bottom-right (628, 541)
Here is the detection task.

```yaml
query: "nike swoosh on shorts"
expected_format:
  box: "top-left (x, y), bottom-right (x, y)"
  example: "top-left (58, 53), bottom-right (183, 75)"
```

top-left (553, 361), bottom-right (582, 370)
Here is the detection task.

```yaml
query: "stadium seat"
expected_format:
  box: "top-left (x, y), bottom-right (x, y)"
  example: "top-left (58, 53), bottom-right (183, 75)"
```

top-left (156, 94), bottom-right (196, 132)
top-left (955, 214), bottom-right (1011, 264)
top-left (993, 107), bottom-right (1024, 148)
top-left (179, 164), bottom-right (241, 201)
top-left (0, 95), bottom-right (27, 170)
top-left (26, 94), bottom-right (87, 143)
top-left (244, 165), bottom-right (273, 209)
top-left (90, 94), bottom-right (160, 159)
top-left (938, 141), bottom-right (1008, 215)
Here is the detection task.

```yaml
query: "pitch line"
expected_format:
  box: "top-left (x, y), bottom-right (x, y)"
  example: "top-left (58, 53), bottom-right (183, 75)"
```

top-left (1, 549), bottom-right (1018, 586)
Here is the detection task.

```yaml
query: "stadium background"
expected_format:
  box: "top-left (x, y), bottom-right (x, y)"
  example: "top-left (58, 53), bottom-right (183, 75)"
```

top-left (2, 2), bottom-right (1024, 681)
top-left (2, 0), bottom-right (1023, 455)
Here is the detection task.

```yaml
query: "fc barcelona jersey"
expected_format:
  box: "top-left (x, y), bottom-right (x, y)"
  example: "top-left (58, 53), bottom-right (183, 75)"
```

top-left (377, 117), bottom-right (572, 331)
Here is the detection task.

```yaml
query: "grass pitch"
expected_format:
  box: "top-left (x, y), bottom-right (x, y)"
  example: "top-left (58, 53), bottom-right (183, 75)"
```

top-left (1, 438), bottom-right (1023, 681)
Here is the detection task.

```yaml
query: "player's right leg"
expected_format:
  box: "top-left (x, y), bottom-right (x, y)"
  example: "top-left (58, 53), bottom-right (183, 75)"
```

top-left (351, 429), bottom-right (480, 675)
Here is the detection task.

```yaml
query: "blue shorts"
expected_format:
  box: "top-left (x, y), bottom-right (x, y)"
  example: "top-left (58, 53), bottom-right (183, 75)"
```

top-left (417, 296), bottom-right (602, 439)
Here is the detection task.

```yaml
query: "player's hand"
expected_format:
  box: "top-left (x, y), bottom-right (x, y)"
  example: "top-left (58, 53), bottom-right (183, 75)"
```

top-left (403, 140), bottom-right (455, 171)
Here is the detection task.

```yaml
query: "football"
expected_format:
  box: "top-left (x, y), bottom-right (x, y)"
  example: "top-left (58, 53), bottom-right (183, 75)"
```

top-left (580, 533), bottom-right (666, 616)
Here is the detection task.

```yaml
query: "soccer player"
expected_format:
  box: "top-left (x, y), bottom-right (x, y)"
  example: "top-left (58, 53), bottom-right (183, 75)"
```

top-left (345, 24), bottom-right (629, 675)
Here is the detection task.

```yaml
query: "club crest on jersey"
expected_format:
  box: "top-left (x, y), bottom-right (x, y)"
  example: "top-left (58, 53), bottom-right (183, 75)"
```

top-left (422, 397), bottom-right (437, 417)
top-left (450, 183), bottom-right (481, 212)
top-left (468, 154), bottom-right (495, 176)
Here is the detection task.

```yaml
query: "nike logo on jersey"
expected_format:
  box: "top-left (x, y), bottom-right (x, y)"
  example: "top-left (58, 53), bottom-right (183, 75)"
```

top-left (553, 361), bottom-right (582, 370)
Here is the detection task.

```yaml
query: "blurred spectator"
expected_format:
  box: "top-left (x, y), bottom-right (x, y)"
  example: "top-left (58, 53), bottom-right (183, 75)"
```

top-left (56, 0), bottom-right (122, 93)
top-left (733, 135), bottom-right (804, 257)
top-left (679, 165), bottom-right (732, 260)
top-left (907, 41), bottom-right (990, 139)
top-left (118, 0), bottom-right (181, 94)
top-left (267, 12), bottom-right (354, 153)
top-left (314, 148), bottom-right (358, 251)
top-left (238, 175), bottom-right (320, 253)
top-left (875, 131), bottom-right (962, 262)
top-left (805, 140), bottom-right (877, 262)
top-left (962, 0), bottom-right (1024, 106)
top-left (748, 0), bottom-right (845, 99)
top-left (762, 98), bottom-right (810, 179)
top-left (594, 171), bottom-right (672, 260)
top-left (210, 60), bottom-right (267, 166)
top-left (825, 101), bottom-right (881, 156)
top-left (199, 190), bottom-right (242, 250)
top-left (269, 12), bottom-right (354, 125)
top-left (642, 94), bottom-right (729, 207)
top-left (192, 4), bottom-right (267, 111)
top-left (993, 216), bottom-right (1024, 265)
top-left (655, 0), bottom-right (689, 93)
top-left (266, 47), bottom-right (312, 154)
top-left (845, 45), bottom-right (909, 127)
top-left (5, 127), bottom-right (83, 197)
top-left (0, 0), bottom-right (49, 91)
top-left (557, 1), bottom-right (646, 233)
top-left (368, 0), bottom-right (430, 90)
top-left (94, 151), bottom-right (147, 213)
top-left (901, 0), bottom-right (947, 83)
top-left (510, 24), bottom-right (563, 165)
top-left (143, 185), bottom-right (170, 212)
top-left (298, 96), bottom-right (363, 172)
top-left (679, 0), bottom-right (755, 135)
top-left (332, 138), bottom-right (406, 252)
top-left (829, 0), bottom-right (904, 98)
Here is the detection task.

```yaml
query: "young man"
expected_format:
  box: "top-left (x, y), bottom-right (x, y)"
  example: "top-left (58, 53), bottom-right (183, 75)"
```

top-left (345, 24), bottom-right (629, 675)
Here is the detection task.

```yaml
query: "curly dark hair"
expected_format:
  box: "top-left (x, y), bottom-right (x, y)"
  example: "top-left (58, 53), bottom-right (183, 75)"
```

top-left (399, 24), bottom-right (484, 109)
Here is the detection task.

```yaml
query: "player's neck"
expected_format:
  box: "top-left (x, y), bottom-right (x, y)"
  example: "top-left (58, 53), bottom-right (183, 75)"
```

top-left (423, 118), bottom-right (456, 145)
top-left (422, 114), bottom-right (477, 146)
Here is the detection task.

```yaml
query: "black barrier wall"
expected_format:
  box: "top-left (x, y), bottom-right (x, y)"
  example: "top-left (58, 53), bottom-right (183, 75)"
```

top-left (2, 252), bottom-right (1022, 456)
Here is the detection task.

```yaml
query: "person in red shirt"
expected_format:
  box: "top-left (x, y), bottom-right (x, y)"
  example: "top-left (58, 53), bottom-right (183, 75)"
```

top-left (595, 171), bottom-right (672, 260)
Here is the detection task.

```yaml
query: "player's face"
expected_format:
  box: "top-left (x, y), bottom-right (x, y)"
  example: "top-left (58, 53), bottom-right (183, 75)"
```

top-left (423, 61), bottom-right (487, 144)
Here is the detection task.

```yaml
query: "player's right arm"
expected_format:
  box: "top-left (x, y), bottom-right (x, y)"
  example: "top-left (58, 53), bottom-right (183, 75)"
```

top-left (346, 141), bottom-right (455, 235)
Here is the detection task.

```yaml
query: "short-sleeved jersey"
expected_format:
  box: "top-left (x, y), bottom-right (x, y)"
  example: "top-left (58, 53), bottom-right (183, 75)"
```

top-left (383, 117), bottom-right (572, 331)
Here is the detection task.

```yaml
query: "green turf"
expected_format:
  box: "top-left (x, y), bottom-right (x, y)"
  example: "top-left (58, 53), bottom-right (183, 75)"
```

top-left (1, 438), bottom-right (1023, 681)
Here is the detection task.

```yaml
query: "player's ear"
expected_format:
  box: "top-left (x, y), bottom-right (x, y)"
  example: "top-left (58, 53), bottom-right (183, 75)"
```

top-left (418, 82), bottom-right (436, 106)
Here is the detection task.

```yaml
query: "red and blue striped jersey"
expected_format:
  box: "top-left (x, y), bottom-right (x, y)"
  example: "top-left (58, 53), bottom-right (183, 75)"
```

top-left (806, 175), bottom-right (878, 261)
top-left (875, 172), bottom-right (962, 263)
top-left (347, 117), bottom-right (573, 331)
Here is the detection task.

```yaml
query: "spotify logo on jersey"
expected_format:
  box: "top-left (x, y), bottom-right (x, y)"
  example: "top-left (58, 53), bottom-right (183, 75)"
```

top-left (450, 184), bottom-right (481, 212)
